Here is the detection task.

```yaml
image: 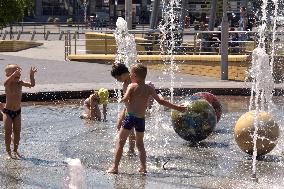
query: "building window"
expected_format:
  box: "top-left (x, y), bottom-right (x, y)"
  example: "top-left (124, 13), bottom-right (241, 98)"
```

top-left (42, 0), bottom-right (68, 16)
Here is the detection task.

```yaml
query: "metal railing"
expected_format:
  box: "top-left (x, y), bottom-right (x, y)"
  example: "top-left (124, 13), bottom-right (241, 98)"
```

top-left (2, 22), bottom-right (284, 58)
top-left (0, 22), bottom-right (151, 41)
top-left (65, 31), bottom-right (72, 60)
top-left (64, 30), bottom-right (266, 61)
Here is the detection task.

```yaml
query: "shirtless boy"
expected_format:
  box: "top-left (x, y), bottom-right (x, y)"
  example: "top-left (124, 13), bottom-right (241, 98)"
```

top-left (111, 63), bottom-right (136, 155)
top-left (3, 64), bottom-right (37, 159)
top-left (111, 63), bottom-right (155, 156)
top-left (107, 64), bottom-right (186, 174)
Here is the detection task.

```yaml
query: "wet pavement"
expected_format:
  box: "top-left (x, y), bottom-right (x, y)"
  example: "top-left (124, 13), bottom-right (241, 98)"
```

top-left (0, 97), bottom-right (283, 188)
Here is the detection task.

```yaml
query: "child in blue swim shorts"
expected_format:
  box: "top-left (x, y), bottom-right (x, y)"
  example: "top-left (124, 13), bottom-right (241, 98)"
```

top-left (111, 63), bottom-right (155, 156)
top-left (121, 112), bottom-right (145, 132)
top-left (107, 64), bottom-right (186, 174)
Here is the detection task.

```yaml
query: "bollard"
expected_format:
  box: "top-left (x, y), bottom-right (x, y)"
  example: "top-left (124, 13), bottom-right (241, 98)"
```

top-left (59, 31), bottom-right (64, 40)
top-left (74, 35), bottom-right (77, 54)
top-left (65, 34), bottom-right (67, 61)
top-left (43, 25), bottom-right (46, 38)
top-left (73, 31), bottom-right (78, 39)
top-left (68, 31), bottom-right (71, 55)
top-left (2, 30), bottom-right (8, 40)
top-left (65, 31), bottom-right (71, 58)
top-left (44, 30), bottom-right (50, 40)
top-left (16, 30), bottom-right (21, 40)
top-left (31, 31), bottom-right (36, 40)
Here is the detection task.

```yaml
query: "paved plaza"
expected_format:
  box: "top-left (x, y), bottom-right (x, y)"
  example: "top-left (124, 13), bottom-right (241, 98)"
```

top-left (1, 40), bottom-right (283, 98)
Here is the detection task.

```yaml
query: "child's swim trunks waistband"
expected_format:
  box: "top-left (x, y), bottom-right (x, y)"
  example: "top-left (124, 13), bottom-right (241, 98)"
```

top-left (125, 112), bottom-right (144, 119)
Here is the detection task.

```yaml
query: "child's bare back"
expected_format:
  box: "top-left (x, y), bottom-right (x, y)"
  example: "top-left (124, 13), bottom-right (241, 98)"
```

top-left (123, 83), bottom-right (154, 117)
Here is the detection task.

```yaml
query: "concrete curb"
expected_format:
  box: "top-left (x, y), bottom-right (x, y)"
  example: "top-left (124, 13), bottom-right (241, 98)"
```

top-left (1, 87), bottom-right (283, 102)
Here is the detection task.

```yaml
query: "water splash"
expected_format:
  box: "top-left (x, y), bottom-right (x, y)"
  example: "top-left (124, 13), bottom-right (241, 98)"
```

top-left (270, 0), bottom-right (279, 74)
top-left (65, 158), bottom-right (86, 189)
top-left (114, 17), bottom-right (137, 68)
top-left (248, 0), bottom-right (278, 181)
top-left (151, 0), bottom-right (182, 170)
top-left (258, 0), bottom-right (268, 45)
top-left (113, 17), bottom-right (137, 141)
top-left (147, 95), bottom-right (172, 169)
top-left (158, 0), bottom-right (182, 102)
top-left (249, 47), bottom-right (274, 112)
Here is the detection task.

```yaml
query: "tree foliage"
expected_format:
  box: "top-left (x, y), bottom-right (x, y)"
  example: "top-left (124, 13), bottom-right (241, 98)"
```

top-left (0, 0), bottom-right (33, 27)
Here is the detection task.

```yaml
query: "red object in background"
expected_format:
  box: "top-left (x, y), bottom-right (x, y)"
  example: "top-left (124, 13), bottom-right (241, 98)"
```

top-left (192, 92), bottom-right (222, 123)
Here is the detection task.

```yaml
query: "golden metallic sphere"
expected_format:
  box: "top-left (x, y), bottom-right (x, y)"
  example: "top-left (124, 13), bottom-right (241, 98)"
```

top-left (234, 111), bottom-right (279, 156)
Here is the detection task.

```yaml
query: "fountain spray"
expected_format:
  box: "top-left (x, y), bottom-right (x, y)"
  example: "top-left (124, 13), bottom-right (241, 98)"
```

top-left (65, 158), bottom-right (86, 189)
top-left (249, 0), bottom-right (278, 182)
top-left (113, 17), bottom-right (139, 144)
top-left (149, 0), bottom-right (182, 170)
top-left (114, 17), bottom-right (137, 68)
top-left (159, 0), bottom-right (182, 102)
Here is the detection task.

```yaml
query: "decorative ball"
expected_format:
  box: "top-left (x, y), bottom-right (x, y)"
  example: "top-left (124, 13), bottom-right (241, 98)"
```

top-left (171, 98), bottom-right (217, 142)
top-left (234, 111), bottom-right (279, 156)
top-left (192, 92), bottom-right (222, 123)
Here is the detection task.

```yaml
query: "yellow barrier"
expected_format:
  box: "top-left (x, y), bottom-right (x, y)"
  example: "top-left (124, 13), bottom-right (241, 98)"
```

top-left (0, 40), bottom-right (43, 52)
top-left (67, 54), bottom-right (251, 81)
top-left (85, 32), bottom-right (149, 54)
top-left (67, 54), bottom-right (248, 61)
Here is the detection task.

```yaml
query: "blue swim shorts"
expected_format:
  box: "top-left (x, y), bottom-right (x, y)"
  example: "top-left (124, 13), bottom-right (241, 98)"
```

top-left (121, 112), bottom-right (145, 132)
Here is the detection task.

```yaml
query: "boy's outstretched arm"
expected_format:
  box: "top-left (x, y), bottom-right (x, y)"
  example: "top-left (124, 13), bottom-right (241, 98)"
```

top-left (21, 67), bottom-right (37, 88)
top-left (150, 87), bottom-right (186, 112)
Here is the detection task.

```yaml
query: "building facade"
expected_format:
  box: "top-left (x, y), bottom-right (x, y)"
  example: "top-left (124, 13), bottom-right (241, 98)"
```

top-left (34, 0), bottom-right (106, 22)
top-left (32, 0), bottom-right (250, 24)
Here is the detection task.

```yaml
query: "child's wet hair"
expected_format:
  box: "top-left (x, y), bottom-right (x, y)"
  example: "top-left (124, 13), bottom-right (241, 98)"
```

top-left (5, 64), bottom-right (21, 76)
top-left (5, 64), bottom-right (20, 73)
top-left (131, 64), bottom-right (147, 79)
top-left (111, 63), bottom-right (129, 77)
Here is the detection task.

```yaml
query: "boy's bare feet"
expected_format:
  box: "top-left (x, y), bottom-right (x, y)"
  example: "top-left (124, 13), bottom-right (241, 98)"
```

top-left (138, 167), bottom-right (147, 174)
top-left (13, 151), bottom-right (21, 160)
top-left (6, 152), bottom-right (12, 160)
top-left (106, 167), bottom-right (118, 174)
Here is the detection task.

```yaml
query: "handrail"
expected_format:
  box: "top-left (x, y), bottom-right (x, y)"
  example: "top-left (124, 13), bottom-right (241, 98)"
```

top-left (64, 30), bottom-right (275, 59)
top-left (68, 30), bottom-right (284, 57)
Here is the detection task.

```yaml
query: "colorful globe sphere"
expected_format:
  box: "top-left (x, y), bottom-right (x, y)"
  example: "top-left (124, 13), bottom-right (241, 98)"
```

top-left (234, 111), bottom-right (279, 156)
top-left (192, 92), bottom-right (222, 123)
top-left (171, 98), bottom-right (217, 142)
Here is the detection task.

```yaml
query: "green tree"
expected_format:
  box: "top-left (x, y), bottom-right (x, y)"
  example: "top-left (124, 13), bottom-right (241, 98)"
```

top-left (0, 0), bottom-right (33, 28)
